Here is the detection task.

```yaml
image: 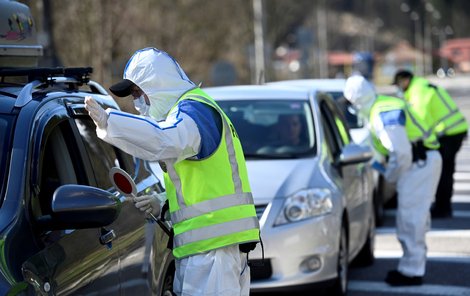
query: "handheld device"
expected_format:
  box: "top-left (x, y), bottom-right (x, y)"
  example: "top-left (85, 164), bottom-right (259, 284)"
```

top-left (108, 167), bottom-right (171, 236)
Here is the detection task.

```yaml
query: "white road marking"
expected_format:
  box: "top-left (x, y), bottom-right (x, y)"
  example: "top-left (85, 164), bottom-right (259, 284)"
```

top-left (384, 209), bottom-right (470, 218)
top-left (374, 250), bottom-right (470, 262)
top-left (452, 194), bottom-right (470, 203)
top-left (348, 280), bottom-right (470, 295)
top-left (376, 227), bottom-right (470, 237)
top-left (454, 172), bottom-right (470, 180)
top-left (374, 228), bottom-right (470, 257)
top-left (454, 182), bottom-right (470, 191)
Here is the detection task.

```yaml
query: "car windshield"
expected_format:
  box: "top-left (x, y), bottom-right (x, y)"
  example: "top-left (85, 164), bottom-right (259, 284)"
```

top-left (218, 99), bottom-right (316, 158)
top-left (327, 91), bottom-right (364, 129)
top-left (0, 115), bottom-right (14, 204)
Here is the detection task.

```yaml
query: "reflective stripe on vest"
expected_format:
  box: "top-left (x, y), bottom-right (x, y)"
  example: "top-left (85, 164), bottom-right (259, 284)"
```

top-left (406, 77), bottom-right (468, 137)
top-left (163, 88), bottom-right (259, 258)
top-left (433, 87), bottom-right (468, 136)
top-left (370, 95), bottom-right (438, 155)
top-left (171, 192), bottom-right (254, 223)
top-left (174, 217), bottom-right (259, 246)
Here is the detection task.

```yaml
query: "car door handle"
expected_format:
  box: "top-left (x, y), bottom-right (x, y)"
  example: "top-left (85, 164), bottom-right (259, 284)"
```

top-left (100, 228), bottom-right (116, 247)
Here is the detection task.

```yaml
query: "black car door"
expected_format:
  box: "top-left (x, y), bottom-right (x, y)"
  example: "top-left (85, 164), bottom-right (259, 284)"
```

top-left (70, 103), bottom-right (172, 295)
top-left (71, 104), bottom-right (170, 295)
top-left (23, 100), bottom-right (121, 295)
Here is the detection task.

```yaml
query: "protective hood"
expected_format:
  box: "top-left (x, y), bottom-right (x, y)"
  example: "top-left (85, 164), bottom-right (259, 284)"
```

top-left (343, 75), bottom-right (376, 119)
top-left (123, 48), bottom-right (196, 120)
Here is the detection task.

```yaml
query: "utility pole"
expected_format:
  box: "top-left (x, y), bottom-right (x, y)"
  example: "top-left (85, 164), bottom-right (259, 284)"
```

top-left (252, 0), bottom-right (266, 84)
top-left (316, 0), bottom-right (328, 78)
top-left (37, 0), bottom-right (61, 67)
top-left (410, 11), bottom-right (423, 76)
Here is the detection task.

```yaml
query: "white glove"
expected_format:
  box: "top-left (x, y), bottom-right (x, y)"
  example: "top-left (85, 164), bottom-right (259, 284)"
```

top-left (134, 194), bottom-right (161, 216)
top-left (84, 96), bottom-right (108, 129)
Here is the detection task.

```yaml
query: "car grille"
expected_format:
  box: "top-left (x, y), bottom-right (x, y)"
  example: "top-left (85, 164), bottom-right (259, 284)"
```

top-left (249, 259), bottom-right (272, 280)
top-left (255, 204), bottom-right (267, 219)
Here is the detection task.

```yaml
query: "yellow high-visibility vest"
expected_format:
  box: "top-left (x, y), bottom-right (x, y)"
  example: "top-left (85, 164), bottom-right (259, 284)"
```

top-left (370, 95), bottom-right (439, 156)
top-left (404, 77), bottom-right (468, 137)
top-left (163, 88), bottom-right (260, 259)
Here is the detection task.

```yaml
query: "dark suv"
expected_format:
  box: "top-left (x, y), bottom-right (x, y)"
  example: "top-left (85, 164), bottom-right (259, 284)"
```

top-left (0, 67), bottom-right (174, 295)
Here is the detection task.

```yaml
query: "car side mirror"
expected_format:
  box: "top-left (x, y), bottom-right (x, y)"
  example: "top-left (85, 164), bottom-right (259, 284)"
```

top-left (339, 143), bottom-right (373, 166)
top-left (44, 184), bottom-right (121, 230)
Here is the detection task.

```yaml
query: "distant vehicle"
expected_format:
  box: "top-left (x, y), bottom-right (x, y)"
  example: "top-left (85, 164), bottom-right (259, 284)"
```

top-left (203, 84), bottom-right (376, 295)
top-left (267, 79), bottom-right (396, 225)
top-left (0, 1), bottom-right (174, 295)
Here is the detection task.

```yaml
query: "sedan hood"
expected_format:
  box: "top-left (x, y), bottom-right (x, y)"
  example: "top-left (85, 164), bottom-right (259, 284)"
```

top-left (246, 157), bottom-right (320, 205)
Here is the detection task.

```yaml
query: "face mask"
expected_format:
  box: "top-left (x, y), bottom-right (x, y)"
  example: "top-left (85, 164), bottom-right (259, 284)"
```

top-left (133, 95), bottom-right (150, 116)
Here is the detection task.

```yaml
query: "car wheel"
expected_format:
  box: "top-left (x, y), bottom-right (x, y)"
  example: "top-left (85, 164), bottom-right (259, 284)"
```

top-left (373, 182), bottom-right (385, 227)
top-left (328, 222), bottom-right (349, 296)
top-left (353, 209), bottom-right (375, 267)
top-left (161, 264), bottom-right (176, 296)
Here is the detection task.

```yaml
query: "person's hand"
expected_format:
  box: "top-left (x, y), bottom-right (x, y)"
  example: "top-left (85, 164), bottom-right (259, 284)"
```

top-left (134, 194), bottom-right (161, 216)
top-left (84, 96), bottom-right (108, 129)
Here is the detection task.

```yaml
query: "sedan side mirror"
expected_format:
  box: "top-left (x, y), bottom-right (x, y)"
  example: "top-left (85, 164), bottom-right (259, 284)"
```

top-left (46, 184), bottom-right (121, 230)
top-left (339, 143), bottom-right (373, 166)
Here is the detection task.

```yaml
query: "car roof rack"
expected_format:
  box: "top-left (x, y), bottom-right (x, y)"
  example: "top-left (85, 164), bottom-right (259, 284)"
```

top-left (0, 67), bottom-right (108, 107)
top-left (0, 67), bottom-right (93, 84)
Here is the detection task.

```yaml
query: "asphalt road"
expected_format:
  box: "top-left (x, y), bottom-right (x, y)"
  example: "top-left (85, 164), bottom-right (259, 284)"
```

top-left (347, 75), bottom-right (470, 296)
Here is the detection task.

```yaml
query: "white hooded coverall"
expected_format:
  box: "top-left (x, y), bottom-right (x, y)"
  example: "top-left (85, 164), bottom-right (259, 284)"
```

top-left (95, 48), bottom-right (250, 296)
top-left (344, 75), bottom-right (442, 277)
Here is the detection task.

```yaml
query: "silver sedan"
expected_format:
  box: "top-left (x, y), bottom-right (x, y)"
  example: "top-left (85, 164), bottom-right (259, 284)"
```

top-left (204, 84), bottom-right (376, 295)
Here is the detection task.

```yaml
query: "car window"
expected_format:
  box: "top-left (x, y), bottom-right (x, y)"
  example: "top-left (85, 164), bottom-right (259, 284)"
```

top-left (218, 99), bottom-right (316, 158)
top-left (34, 119), bottom-right (82, 219)
top-left (327, 91), bottom-right (364, 129)
top-left (74, 118), bottom-right (129, 189)
top-left (0, 115), bottom-right (14, 204)
top-left (333, 112), bottom-right (350, 146)
top-left (320, 101), bottom-right (343, 159)
top-left (74, 117), bottom-right (154, 190)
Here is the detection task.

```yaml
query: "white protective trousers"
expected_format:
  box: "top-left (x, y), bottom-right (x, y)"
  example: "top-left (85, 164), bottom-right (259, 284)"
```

top-left (395, 150), bottom-right (442, 276)
top-left (173, 245), bottom-right (250, 296)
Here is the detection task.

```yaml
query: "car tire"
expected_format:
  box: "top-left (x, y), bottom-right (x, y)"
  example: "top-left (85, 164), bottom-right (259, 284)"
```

top-left (327, 222), bottom-right (349, 296)
top-left (161, 263), bottom-right (176, 296)
top-left (373, 179), bottom-right (385, 227)
top-left (352, 209), bottom-right (375, 267)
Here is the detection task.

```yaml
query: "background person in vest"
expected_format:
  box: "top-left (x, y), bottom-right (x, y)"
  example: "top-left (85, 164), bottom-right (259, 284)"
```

top-left (85, 47), bottom-right (260, 296)
top-left (343, 75), bottom-right (442, 286)
top-left (393, 70), bottom-right (469, 218)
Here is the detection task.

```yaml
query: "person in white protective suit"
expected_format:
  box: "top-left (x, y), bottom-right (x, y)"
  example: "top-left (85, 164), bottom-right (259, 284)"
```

top-left (84, 47), bottom-right (260, 296)
top-left (343, 75), bottom-right (442, 286)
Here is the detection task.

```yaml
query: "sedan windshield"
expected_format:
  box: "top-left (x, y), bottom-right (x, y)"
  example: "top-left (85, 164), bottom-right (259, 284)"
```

top-left (218, 99), bottom-right (316, 158)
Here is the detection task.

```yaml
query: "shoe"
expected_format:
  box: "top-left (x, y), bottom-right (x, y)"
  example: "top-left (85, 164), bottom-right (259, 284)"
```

top-left (385, 270), bottom-right (423, 286)
top-left (431, 207), bottom-right (452, 219)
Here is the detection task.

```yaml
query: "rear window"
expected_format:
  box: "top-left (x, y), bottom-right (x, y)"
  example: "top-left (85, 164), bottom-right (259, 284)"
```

top-left (0, 115), bottom-right (14, 202)
top-left (218, 99), bottom-right (316, 158)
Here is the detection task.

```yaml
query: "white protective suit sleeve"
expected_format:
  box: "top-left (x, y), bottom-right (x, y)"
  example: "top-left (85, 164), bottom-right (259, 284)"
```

top-left (372, 120), bottom-right (412, 183)
top-left (95, 104), bottom-right (201, 163)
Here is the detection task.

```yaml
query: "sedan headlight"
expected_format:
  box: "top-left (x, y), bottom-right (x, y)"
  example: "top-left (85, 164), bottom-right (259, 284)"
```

top-left (274, 188), bottom-right (333, 226)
